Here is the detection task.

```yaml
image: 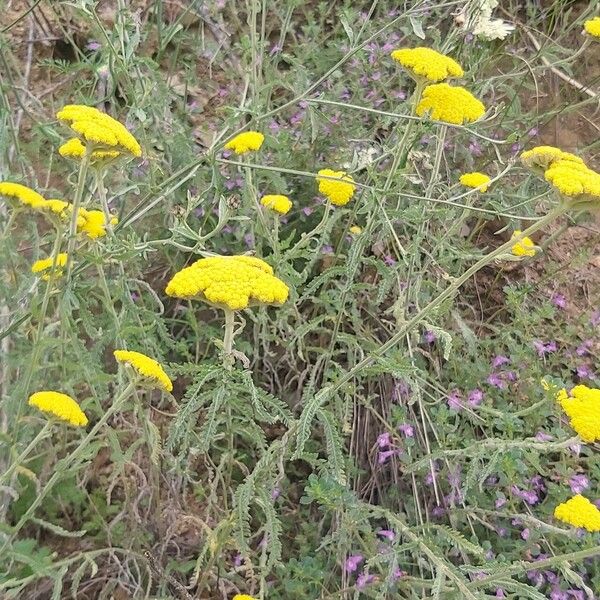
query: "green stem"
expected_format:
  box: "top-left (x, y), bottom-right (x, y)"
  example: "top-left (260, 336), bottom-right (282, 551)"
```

top-left (0, 421), bottom-right (52, 486)
top-left (12, 228), bottom-right (64, 443)
top-left (222, 309), bottom-right (235, 369)
top-left (0, 381), bottom-right (136, 555)
top-left (95, 168), bottom-right (114, 236)
top-left (66, 152), bottom-right (91, 282)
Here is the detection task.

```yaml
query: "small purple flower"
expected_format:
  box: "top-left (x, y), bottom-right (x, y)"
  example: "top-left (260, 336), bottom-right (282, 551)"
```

top-left (378, 449), bottom-right (397, 464)
top-left (398, 423), bottom-right (414, 437)
top-left (356, 571), bottom-right (376, 589)
top-left (569, 443), bottom-right (581, 456)
top-left (533, 340), bottom-right (557, 356)
top-left (383, 254), bottom-right (396, 266)
top-left (321, 245), bottom-right (334, 255)
top-left (345, 554), bottom-right (363, 573)
top-left (591, 311), bottom-right (600, 326)
top-left (302, 206), bottom-right (313, 216)
top-left (392, 568), bottom-right (405, 580)
top-left (492, 355), bottom-right (510, 368)
top-left (468, 139), bottom-right (483, 156)
top-left (244, 233), bottom-right (255, 249)
top-left (528, 127), bottom-right (539, 137)
top-left (552, 293), bottom-right (566, 309)
top-left (487, 373), bottom-right (505, 389)
top-left (377, 432), bottom-right (391, 448)
top-left (431, 506), bottom-right (445, 517)
top-left (576, 365), bottom-right (593, 379)
top-left (271, 487), bottom-right (281, 500)
top-left (447, 390), bottom-right (463, 411)
top-left (393, 90), bottom-right (407, 100)
top-left (424, 330), bottom-right (437, 343)
top-left (468, 389), bottom-right (484, 407)
top-left (495, 496), bottom-right (507, 509)
top-left (495, 589), bottom-right (506, 598)
top-left (233, 553), bottom-right (243, 567)
top-left (269, 42), bottom-right (283, 56)
top-left (535, 431), bottom-right (553, 442)
top-left (521, 528), bottom-right (530, 540)
top-left (576, 340), bottom-right (591, 356)
top-left (377, 529), bottom-right (395, 541)
top-left (86, 40), bottom-right (101, 51)
top-left (268, 120), bottom-right (281, 132)
top-left (569, 474), bottom-right (589, 494)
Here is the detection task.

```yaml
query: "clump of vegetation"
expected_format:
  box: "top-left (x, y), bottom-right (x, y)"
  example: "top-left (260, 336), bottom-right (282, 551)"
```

top-left (0, 1), bottom-right (599, 598)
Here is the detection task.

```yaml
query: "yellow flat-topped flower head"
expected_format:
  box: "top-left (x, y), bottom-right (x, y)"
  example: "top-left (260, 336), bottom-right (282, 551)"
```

top-left (390, 47), bottom-right (464, 82)
top-left (29, 391), bottom-right (88, 427)
top-left (59, 137), bottom-right (121, 160)
top-left (510, 230), bottom-right (536, 257)
top-left (460, 172), bottom-right (491, 192)
top-left (557, 385), bottom-right (600, 443)
top-left (114, 350), bottom-right (173, 392)
top-left (31, 253), bottom-right (69, 280)
top-left (520, 146), bottom-right (584, 171)
top-left (554, 495), bottom-right (600, 532)
top-left (0, 182), bottom-right (46, 209)
top-left (233, 596), bottom-right (257, 600)
top-left (165, 255), bottom-right (289, 311)
top-left (544, 159), bottom-right (600, 201)
top-left (57, 104), bottom-right (141, 157)
top-left (349, 225), bottom-right (362, 235)
top-left (583, 16), bottom-right (600, 38)
top-left (317, 169), bottom-right (356, 206)
top-left (260, 194), bottom-right (292, 215)
top-left (224, 131), bottom-right (265, 154)
top-left (416, 84), bottom-right (485, 125)
top-left (77, 209), bottom-right (118, 239)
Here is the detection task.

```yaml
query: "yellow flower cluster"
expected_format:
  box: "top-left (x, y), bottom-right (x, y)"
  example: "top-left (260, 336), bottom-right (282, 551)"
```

top-left (390, 47), bottom-right (464, 82)
top-left (28, 391), bottom-right (88, 427)
top-left (460, 172), bottom-right (491, 192)
top-left (554, 494), bottom-right (600, 532)
top-left (165, 255), bottom-right (289, 311)
top-left (510, 230), bottom-right (536, 257)
top-left (584, 16), bottom-right (600, 38)
top-left (557, 385), bottom-right (600, 443)
top-left (260, 194), bottom-right (292, 215)
top-left (0, 182), bottom-right (46, 209)
top-left (416, 83), bottom-right (485, 125)
top-left (224, 131), bottom-right (265, 154)
top-left (0, 182), bottom-right (117, 238)
top-left (349, 225), bottom-right (362, 235)
top-left (31, 253), bottom-right (69, 280)
top-left (114, 350), bottom-right (173, 392)
top-left (59, 137), bottom-right (120, 161)
top-left (544, 159), bottom-right (600, 200)
top-left (233, 595), bottom-right (257, 600)
top-left (520, 146), bottom-right (583, 171)
top-left (317, 169), bottom-right (356, 206)
top-left (56, 104), bottom-right (141, 157)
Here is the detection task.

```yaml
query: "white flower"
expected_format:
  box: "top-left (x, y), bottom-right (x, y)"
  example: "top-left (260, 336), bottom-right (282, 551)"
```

top-left (473, 16), bottom-right (515, 40)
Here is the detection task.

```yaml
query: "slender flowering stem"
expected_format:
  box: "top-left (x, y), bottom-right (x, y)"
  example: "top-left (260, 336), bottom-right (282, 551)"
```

top-left (222, 309), bottom-right (235, 369)
top-left (66, 151), bottom-right (91, 282)
top-left (0, 380), bottom-right (137, 553)
top-left (12, 227), bottom-right (64, 442)
top-left (0, 420), bottom-right (52, 486)
top-left (95, 166), bottom-right (114, 236)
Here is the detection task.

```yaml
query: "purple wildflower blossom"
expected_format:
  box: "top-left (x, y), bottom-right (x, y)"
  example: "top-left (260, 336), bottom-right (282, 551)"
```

top-left (378, 449), bottom-right (397, 464)
top-left (377, 432), bottom-right (391, 448)
top-left (535, 431), bottom-right (553, 442)
top-left (377, 529), bottom-right (395, 541)
top-left (468, 389), bottom-right (484, 406)
top-left (424, 330), bottom-right (436, 343)
top-left (321, 245), bottom-right (334, 255)
top-left (569, 474), bottom-right (589, 494)
top-left (487, 373), bottom-right (506, 389)
top-left (345, 555), bottom-right (363, 573)
top-left (356, 571), bottom-right (376, 589)
top-left (447, 390), bottom-right (464, 411)
top-left (398, 423), bottom-right (414, 437)
top-left (552, 293), bottom-right (567, 308)
top-left (492, 355), bottom-right (510, 368)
